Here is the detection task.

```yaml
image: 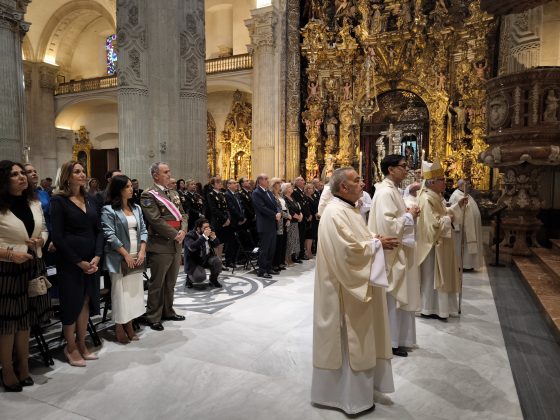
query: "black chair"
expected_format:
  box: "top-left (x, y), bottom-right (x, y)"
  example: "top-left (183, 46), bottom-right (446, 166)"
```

top-left (231, 230), bottom-right (258, 274)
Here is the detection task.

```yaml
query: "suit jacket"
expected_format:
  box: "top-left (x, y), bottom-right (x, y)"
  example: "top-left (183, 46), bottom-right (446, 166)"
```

top-left (101, 203), bottom-right (148, 273)
top-left (184, 229), bottom-right (220, 275)
top-left (293, 186), bottom-right (305, 206)
top-left (140, 184), bottom-right (188, 254)
top-left (0, 200), bottom-right (48, 260)
top-left (252, 187), bottom-right (279, 234)
top-left (131, 188), bottom-right (143, 206)
top-left (225, 190), bottom-right (245, 227)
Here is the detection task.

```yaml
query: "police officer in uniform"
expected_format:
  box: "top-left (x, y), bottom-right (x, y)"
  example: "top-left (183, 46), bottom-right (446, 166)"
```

top-left (140, 162), bottom-right (188, 331)
top-left (238, 177), bottom-right (257, 246)
top-left (206, 177), bottom-right (230, 269)
top-left (182, 179), bottom-right (205, 232)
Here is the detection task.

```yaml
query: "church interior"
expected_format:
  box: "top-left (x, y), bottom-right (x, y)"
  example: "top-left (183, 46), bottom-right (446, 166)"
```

top-left (1, 0), bottom-right (560, 418)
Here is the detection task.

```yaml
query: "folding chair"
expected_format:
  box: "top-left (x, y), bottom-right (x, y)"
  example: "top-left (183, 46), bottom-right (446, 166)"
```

top-left (231, 231), bottom-right (258, 274)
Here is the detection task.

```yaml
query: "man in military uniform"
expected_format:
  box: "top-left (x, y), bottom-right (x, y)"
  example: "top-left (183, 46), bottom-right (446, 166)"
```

top-left (140, 162), bottom-right (188, 331)
top-left (206, 177), bottom-right (230, 269)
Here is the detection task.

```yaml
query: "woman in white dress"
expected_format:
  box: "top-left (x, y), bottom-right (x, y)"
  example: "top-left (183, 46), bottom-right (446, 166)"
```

top-left (101, 175), bottom-right (148, 344)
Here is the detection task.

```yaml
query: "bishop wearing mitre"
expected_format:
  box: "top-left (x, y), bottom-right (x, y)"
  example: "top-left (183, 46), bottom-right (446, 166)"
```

top-left (416, 160), bottom-right (466, 321)
top-left (311, 167), bottom-right (398, 415)
top-left (369, 155), bottom-right (421, 358)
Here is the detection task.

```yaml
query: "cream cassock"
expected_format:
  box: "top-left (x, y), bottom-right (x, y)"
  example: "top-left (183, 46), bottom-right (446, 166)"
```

top-left (368, 178), bottom-right (420, 349)
top-left (311, 197), bottom-right (394, 415)
top-left (449, 188), bottom-right (483, 270)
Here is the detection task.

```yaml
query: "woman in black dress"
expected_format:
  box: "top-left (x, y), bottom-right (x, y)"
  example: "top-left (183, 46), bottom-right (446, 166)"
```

top-left (303, 184), bottom-right (318, 259)
top-left (0, 160), bottom-right (48, 391)
top-left (50, 161), bottom-right (103, 367)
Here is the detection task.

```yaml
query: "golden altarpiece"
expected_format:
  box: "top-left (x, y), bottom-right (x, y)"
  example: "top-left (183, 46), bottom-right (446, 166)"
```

top-left (219, 90), bottom-right (253, 180)
top-left (72, 126), bottom-right (92, 176)
top-left (301, 0), bottom-right (495, 189)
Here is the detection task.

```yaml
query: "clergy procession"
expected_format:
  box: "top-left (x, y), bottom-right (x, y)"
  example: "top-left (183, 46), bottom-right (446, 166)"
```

top-left (312, 156), bottom-right (481, 415)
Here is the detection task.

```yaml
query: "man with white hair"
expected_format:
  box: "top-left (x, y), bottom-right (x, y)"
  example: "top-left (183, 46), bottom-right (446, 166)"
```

top-left (312, 167), bottom-right (398, 415)
top-left (416, 160), bottom-right (467, 321)
top-left (140, 162), bottom-right (188, 331)
top-left (449, 179), bottom-right (483, 271)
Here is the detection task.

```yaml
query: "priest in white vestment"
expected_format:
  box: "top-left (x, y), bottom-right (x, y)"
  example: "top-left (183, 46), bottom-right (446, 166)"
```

top-left (449, 179), bottom-right (483, 271)
top-left (311, 167), bottom-right (398, 415)
top-left (416, 160), bottom-right (466, 321)
top-left (369, 155), bottom-right (421, 357)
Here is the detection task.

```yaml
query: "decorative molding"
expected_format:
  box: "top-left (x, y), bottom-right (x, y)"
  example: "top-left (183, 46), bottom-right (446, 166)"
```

top-left (116, 0), bottom-right (148, 90)
top-left (39, 65), bottom-right (58, 90)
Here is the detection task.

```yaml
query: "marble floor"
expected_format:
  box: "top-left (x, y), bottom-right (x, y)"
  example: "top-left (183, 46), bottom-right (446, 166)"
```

top-left (1, 261), bottom-right (523, 420)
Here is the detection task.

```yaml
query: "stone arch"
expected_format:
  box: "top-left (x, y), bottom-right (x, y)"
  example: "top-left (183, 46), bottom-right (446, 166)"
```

top-left (36, 0), bottom-right (115, 72)
top-left (22, 36), bottom-right (34, 61)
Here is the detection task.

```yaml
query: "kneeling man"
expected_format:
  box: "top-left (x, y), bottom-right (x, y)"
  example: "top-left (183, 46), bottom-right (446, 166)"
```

top-left (184, 218), bottom-right (222, 289)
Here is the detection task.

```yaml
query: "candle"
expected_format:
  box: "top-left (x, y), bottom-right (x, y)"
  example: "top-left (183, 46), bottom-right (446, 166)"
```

top-left (421, 149), bottom-right (426, 162)
top-left (359, 151), bottom-right (363, 179)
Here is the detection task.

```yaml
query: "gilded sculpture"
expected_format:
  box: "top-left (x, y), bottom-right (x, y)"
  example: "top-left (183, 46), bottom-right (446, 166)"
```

top-left (300, 0), bottom-right (495, 189)
top-left (220, 90), bottom-right (253, 180)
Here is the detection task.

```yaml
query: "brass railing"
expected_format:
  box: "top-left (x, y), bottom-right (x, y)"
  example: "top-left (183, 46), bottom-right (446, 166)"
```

top-left (55, 75), bottom-right (118, 95)
top-left (205, 53), bottom-right (252, 74)
top-left (55, 54), bottom-right (253, 95)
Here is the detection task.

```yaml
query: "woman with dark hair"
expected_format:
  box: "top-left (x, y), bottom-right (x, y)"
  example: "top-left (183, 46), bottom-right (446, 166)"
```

top-left (50, 161), bottom-right (103, 366)
top-left (101, 175), bottom-right (147, 344)
top-left (0, 160), bottom-right (48, 391)
top-left (282, 183), bottom-right (303, 266)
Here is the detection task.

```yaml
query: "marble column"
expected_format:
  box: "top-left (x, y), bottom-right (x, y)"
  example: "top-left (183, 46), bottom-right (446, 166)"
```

top-left (178, 0), bottom-right (207, 183)
top-left (246, 6), bottom-right (277, 177)
top-left (117, 0), bottom-right (207, 187)
top-left (284, 0), bottom-right (301, 180)
top-left (24, 61), bottom-right (58, 176)
top-left (0, 0), bottom-right (30, 162)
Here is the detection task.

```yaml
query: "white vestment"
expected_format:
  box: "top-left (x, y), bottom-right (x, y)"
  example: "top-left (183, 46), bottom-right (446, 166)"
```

top-left (359, 191), bottom-right (372, 223)
top-left (311, 197), bottom-right (394, 414)
top-left (369, 178), bottom-right (420, 349)
top-left (449, 189), bottom-right (484, 270)
top-left (317, 184), bottom-right (333, 216)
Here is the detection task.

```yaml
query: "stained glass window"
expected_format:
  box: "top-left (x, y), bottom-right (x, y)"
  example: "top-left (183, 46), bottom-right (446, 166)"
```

top-left (106, 34), bottom-right (117, 75)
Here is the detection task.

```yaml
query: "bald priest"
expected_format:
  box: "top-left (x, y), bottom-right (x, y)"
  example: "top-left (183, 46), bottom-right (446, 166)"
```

top-left (311, 167), bottom-right (399, 415)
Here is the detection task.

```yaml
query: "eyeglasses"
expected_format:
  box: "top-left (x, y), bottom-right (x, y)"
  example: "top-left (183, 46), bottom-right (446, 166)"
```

top-left (395, 163), bottom-right (408, 169)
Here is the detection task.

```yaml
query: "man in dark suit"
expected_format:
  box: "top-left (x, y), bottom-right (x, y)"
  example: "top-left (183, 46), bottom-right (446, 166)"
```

top-left (224, 179), bottom-right (246, 267)
top-left (140, 162), bottom-right (188, 331)
top-left (131, 178), bottom-right (143, 205)
top-left (292, 176), bottom-right (308, 260)
top-left (94, 169), bottom-right (122, 214)
top-left (252, 173), bottom-right (281, 279)
top-left (184, 218), bottom-right (222, 289)
top-left (206, 177), bottom-right (230, 269)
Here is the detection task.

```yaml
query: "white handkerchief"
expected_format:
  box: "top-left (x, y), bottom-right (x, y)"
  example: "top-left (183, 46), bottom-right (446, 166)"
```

top-left (369, 238), bottom-right (388, 288)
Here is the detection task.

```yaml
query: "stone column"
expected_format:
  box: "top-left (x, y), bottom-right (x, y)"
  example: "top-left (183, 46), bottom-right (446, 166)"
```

top-left (24, 61), bottom-right (58, 175)
top-left (284, 0), bottom-right (301, 180)
top-left (117, 0), bottom-right (207, 187)
top-left (117, 0), bottom-right (150, 186)
top-left (178, 0), bottom-right (207, 182)
top-left (0, 0), bottom-right (30, 161)
top-left (246, 6), bottom-right (277, 177)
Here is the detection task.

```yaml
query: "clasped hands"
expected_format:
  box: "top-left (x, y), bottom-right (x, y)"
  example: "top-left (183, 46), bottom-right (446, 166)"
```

top-left (122, 251), bottom-right (146, 269)
top-left (376, 235), bottom-right (400, 250)
top-left (78, 256), bottom-right (100, 274)
top-left (25, 237), bottom-right (44, 251)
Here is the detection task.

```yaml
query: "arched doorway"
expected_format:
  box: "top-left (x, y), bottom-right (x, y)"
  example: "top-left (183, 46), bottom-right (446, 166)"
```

top-left (361, 90), bottom-right (429, 192)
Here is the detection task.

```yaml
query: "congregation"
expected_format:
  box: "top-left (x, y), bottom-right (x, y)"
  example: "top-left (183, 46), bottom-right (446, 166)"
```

top-left (0, 155), bottom-right (483, 415)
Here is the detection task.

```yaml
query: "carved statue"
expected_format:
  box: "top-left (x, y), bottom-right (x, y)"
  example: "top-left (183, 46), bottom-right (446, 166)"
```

top-left (472, 60), bottom-right (488, 81)
top-left (308, 80), bottom-right (319, 98)
top-left (343, 81), bottom-right (352, 101)
top-left (308, 0), bottom-right (325, 21)
top-left (325, 107), bottom-right (338, 138)
top-left (448, 99), bottom-right (467, 138)
top-left (435, 70), bottom-right (447, 92)
top-left (371, 5), bottom-right (383, 34)
top-left (335, 0), bottom-right (349, 17)
top-left (414, 0), bottom-right (423, 18)
top-left (321, 154), bottom-right (336, 181)
top-left (434, 0), bottom-right (448, 14)
top-left (397, 0), bottom-right (412, 30)
top-left (544, 89), bottom-right (559, 122)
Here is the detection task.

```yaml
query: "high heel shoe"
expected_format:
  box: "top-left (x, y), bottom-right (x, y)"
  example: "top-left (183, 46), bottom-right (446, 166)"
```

top-left (63, 346), bottom-right (86, 367)
top-left (1, 369), bottom-right (23, 392)
top-left (19, 376), bottom-right (34, 387)
top-left (115, 324), bottom-right (130, 344)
